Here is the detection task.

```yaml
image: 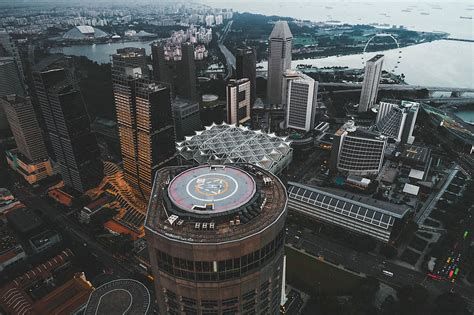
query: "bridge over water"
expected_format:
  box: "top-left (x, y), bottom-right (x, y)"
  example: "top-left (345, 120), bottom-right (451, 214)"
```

top-left (318, 82), bottom-right (474, 96)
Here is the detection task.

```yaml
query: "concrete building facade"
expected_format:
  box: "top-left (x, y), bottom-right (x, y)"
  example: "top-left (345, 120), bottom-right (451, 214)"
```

top-left (359, 54), bottom-right (384, 112)
top-left (283, 70), bottom-right (318, 132)
top-left (151, 41), bottom-right (198, 101)
top-left (145, 164), bottom-right (287, 314)
top-left (0, 57), bottom-right (26, 130)
top-left (172, 98), bottom-right (202, 141)
top-left (112, 50), bottom-right (176, 200)
top-left (331, 121), bottom-right (387, 176)
top-left (267, 21), bottom-right (293, 105)
top-left (375, 100), bottom-right (420, 144)
top-left (32, 56), bottom-right (103, 193)
top-left (226, 78), bottom-right (251, 125)
top-left (236, 47), bottom-right (256, 106)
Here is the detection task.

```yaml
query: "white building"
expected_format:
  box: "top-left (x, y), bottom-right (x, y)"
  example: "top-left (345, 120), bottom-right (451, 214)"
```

top-left (331, 121), bottom-right (387, 176)
top-left (226, 78), bottom-right (251, 125)
top-left (215, 15), bottom-right (223, 25)
top-left (205, 15), bottom-right (215, 27)
top-left (374, 100), bottom-right (420, 144)
top-left (283, 70), bottom-right (318, 132)
top-left (359, 54), bottom-right (384, 112)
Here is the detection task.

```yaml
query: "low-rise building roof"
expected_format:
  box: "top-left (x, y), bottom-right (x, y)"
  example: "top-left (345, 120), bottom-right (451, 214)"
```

top-left (403, 183), bottom-right (420, 196)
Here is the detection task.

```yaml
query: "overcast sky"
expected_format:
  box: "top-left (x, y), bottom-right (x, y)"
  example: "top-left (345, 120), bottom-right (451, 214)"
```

top-left (1, 0), bottom-right (473, 4)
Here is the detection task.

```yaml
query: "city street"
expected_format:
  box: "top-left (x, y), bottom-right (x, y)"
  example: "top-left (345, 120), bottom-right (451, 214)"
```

top-left (286, 224), bottom-right (474, 310)
top-left (11, 186), bottom-right (134, 280)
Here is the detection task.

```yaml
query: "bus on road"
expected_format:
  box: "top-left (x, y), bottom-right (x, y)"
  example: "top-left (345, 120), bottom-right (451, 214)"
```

top-left (382, 270), bottom-right (394, 277)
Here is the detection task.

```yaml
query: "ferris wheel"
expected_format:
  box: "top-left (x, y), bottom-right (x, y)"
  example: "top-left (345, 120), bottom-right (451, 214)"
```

top-left (361, 33), bottom-right (403, 73)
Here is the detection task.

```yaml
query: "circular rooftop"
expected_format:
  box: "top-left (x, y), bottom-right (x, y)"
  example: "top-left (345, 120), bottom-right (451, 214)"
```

top-left (168, 165), bottom-right (256, 215)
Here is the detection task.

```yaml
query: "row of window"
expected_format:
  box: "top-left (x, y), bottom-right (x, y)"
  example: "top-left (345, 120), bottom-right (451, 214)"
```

top-left (155, 228), bottom-right (285, 282)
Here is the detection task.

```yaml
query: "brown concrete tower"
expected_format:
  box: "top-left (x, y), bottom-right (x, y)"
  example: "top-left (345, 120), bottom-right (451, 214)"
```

top-left (145, 164), bottom-right (287, 314)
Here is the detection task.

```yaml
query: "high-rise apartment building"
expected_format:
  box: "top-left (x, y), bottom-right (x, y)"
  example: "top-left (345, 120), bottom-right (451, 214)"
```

top-left (267, 21), bottom-right (293, 105)
top-left (32, 56), bottom-right (103, 193)
top-left (151, 41), bottom-right (197, 101)
top-left (283, 70), bottom-right (318, 132)
top-left (172, 98), bottom-right (202, 140)
top-left (0, 57), bottom-right (26, 130)
top-left (359, 54), bottom-right (384, 112)
top-left (330, 121), bottom-right (387, 175)
top-left (375, 100), bottom-right (420, 144)
top-left (236, 47), bottom-right (256, 106)
top-left (226, 78), bottom-right (251, 125)
top-left (112, 50), bottom-right (176, 200)
top-left (1, 95), bottom-right (54, 184)
top-left (145, 164), bottom-right (287, 314)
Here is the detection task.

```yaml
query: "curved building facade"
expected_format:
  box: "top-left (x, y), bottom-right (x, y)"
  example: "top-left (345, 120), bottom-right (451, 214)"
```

top-left (145, 164), bottom-right (287, 314)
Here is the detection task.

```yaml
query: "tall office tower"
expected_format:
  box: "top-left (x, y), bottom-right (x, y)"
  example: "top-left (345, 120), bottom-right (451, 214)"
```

top-left (267, 21), bottom-right (293, 105)
top-left (330, 120), bottom-right (387, 176)
top-left (114, 47), bottom-right (149, 78)
top-left (32, 56), bottom-right (103, 193)
top-left (226, 78), bottom-right (251, 125)
top-left (374, 100), bottom-right (420, 144)
top-left (151, 41), bottom-right (197, 101)
top-left (0, 29), bottom-right (25, 83)
top-left (283, 70), bottom-right (318, 132)
top-left (0, 57), bottom-right (26, 130)
top-left (145, 164), bottom-right (287, 314)
top-left (236, 47), bottom-right (256, 106)
top-left (358, 54), bottom-right (384, 112)
top-left (112, 51), bottom-right (176, 200)
top-left (1, 95), bottom-right (54, 184)
top-left (172, 98), bottom-right (202, 140)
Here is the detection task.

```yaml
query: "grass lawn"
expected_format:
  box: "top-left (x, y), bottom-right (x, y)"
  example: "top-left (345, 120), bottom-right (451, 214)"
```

top-left (285, 245), bottom-right (363, 296)
top-left (293, 36), bottom-right (317, 46)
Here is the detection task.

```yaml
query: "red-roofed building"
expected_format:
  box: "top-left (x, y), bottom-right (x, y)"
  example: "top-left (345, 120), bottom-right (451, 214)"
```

top-left (0, 249), bottom-right (93, 315)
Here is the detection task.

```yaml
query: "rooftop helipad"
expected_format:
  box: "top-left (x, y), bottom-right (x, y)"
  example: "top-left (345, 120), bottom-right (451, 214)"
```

top-left (168, 165), bottom-right (256, 214)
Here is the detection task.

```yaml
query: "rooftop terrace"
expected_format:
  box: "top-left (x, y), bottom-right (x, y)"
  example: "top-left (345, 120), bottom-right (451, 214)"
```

top-left (145, 164), bottom-right (287, 244)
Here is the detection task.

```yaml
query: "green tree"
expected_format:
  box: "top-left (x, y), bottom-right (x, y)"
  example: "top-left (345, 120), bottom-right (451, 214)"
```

top-left (396, 284), bottom-right (429, 315)
top-left (432, 292), bottom-right (470, 315)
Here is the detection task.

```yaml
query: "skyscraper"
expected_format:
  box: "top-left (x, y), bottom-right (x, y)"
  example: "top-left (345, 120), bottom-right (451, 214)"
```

top-left (112, 50), bottom-right (176, 200)
top-left (359, 54), bottom-right (384, 112)
top-left (1, 95), bottom-right (54, 184)
top-left (374, 100), bottom-right (420, 144)
top-left (0, 29), bottom-right (24, 83)
top-left (151, 41), bottom-right (197, 101)
top-left (172, 98), bottom-right (202, 141)
top-left (0, 57), bottom-right (26, 130)
top-left (267, 21), bottom-right (293, 105)
top-left (32, 56), bottom-right (103, 193)
top-left (330, 120), bottom-right (387, 175)
top-left (114, 47), bottom-right (149, 78)
top-left (283, 70), bottom-right (318, 132)
top-left (226, 78), bottom-right (251, 125)
top-left (236, 47), bottom-right (256, 106)
top-left (2, 95), bottom-right (47, 161)
top-left (145, 164), bottom-right (287, 314)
